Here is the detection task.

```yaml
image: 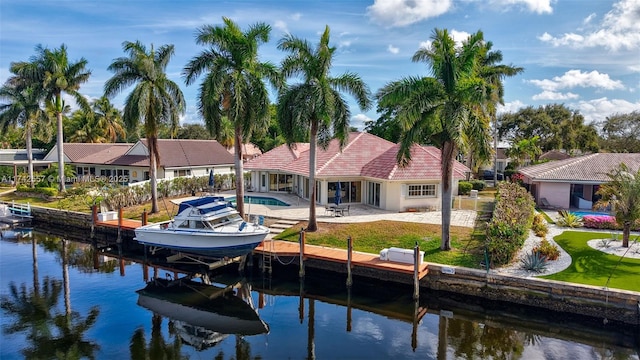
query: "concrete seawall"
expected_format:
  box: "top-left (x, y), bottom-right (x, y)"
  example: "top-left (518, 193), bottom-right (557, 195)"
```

top-left (27, 205), bottom-right (640, 326)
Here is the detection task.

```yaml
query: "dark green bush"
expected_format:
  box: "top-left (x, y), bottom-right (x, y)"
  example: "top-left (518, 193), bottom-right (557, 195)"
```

top-left (470, 180), bottom-right (485, 191)
top-left (458, 181), bottom-right (472, 195)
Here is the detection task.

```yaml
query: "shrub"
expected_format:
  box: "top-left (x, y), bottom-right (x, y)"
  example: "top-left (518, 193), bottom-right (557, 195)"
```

top-left (532, 213), bottom-right (548, 237)
top-left (485, 182), bottom-right (535, 266)
top-left (38, 187), bottom-right (58, 197)
top-left (458, 181), bottom-right (472, 195)
top-left (470, 180), bottom-right (485, 191)
top-left (556, 210), bottom-right (583, 228)
top-left (533, 238), bottom-right (560, 261)
top-left (582, 214), bottom-right (640, 231)
top-left (520, 251), bottom-right (548, 273)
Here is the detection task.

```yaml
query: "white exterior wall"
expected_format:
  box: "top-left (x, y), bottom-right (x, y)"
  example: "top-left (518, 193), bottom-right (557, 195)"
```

top-left (536, 182), bottom-right (570, 209)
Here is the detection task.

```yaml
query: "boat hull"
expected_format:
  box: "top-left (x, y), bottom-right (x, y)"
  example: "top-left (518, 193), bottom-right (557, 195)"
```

top-left (134, 225), bottom-right (268, 258)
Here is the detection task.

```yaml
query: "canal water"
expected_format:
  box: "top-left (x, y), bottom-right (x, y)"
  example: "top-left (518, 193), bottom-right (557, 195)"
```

top-left (1, 229), bottom-right (638, 359)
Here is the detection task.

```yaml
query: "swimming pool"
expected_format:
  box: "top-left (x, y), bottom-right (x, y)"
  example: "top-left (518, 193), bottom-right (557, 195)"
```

top-left (226, 195), bottom-right (290, 207)
top-left (571, 210), bottom-right (611, 217)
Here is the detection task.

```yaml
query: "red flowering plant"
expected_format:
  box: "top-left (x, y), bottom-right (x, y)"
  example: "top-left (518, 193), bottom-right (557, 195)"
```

top-left (510, 172), bottom-right (525, 185)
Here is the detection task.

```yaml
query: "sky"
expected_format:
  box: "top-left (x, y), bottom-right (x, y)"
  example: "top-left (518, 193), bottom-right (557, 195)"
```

top-left (1, 0), bottom-right (639, 132)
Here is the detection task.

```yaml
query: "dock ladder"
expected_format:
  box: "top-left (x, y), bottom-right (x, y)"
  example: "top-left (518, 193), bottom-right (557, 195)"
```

top-left (262, 239), bottom-right (273, 274)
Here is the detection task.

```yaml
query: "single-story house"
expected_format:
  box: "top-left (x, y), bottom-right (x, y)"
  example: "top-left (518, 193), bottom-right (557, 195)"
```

top-left (44, 139), bottom-right (235, 185)
top-left (0, 149), bottom-right (53, 183)
top-left (518, 153), bottom-right (640, 209)
top-left (243, 132), bottom-right (470, 212)
top-left (228, 143), bottom-right (263, 162)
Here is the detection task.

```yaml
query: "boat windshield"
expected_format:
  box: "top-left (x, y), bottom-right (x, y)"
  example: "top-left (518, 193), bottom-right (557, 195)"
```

top-left (206, 214), bottom-right (243, 228)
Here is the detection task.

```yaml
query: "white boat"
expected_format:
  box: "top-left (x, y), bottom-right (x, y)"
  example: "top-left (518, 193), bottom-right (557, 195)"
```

top-left (134, 196), bottom-right (269, 258)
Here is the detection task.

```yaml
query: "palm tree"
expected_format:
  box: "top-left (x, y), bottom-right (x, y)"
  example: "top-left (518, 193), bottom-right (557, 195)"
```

top-left (10, 44), bottom-right (91, 193)
top-left (376, 29), bottom-right (498, 250)
top-left (0, 83), bottom-right (48, 187)
top-left (93, 96), bottom-right (126, 142)
top-left (506, 136), bottom-right (541, 169)
top-left (477, 42), bottom-right (524, 183)
top-left (277, 25), bottom-right (372, 231)
top-left (183, 17), bottom-right (279, 218)
top-left (67, 110), bottom-right (108, 143)
top-left (595, 163), bottom-right (640, 247)
top-left (105, 41), bottom-right (185, 213)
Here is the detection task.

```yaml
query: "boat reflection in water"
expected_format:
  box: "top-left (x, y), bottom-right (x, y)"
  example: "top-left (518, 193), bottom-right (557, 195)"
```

top-left (136, 278), bottom-right (269, 350)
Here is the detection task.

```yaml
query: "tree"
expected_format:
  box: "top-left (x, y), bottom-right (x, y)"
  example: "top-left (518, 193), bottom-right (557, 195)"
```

top-left (0, 83), bottom-right (49, 187)
top-left (92, 96), bottom-right (126, 142)
top-left (183, 17), bottom-right (279, 218)
top-left (505, 136), bottom-right (541, 169)
top-left (66, 97), bottom-right (125, 143)
top-left (176, 123), bottom-right (213, 140)
top-left (10, 44), bottom-right (91, 193)
top-left (376, 29), bottom-right (501, 250)
top-left (600, 111), bottom-right (640, 153)
top-left (105, 41), bottom-right (185, 213)
top-left (476, 41), bottom-right (523, 183)
top-left (595, 163), bottom-right (640, 248)
top-left (364, 107), bottom-right (403, 143)
top-left (277, 25), bottom-right (372, 231)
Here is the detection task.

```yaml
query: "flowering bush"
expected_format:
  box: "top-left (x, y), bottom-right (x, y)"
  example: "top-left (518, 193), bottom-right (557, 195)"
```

top-left (511, 173), bottom-right (524, 185)
top-left (583, 215), bottom-right (640, 231)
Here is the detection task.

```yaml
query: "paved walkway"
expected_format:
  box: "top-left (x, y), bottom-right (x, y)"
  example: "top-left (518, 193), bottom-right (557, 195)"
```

top-left (216, 191), bottom-right (477, 228)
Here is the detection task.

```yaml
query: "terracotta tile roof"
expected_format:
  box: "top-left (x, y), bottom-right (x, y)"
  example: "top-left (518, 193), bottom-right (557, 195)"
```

top-left (62, 143), bottom-right (133, 164)
top-left (228, 143), bottom-right (263, 158)
top-left (539, 150), bottom-right (571, 161)
top-left (519, 153), bottom-right (640, 182)
top-left (245, 143), bottom-right (309, 171)
top-left (129, 139), bottom-right (235, 167)
top-left (245, 132), bottom-right (469, 180)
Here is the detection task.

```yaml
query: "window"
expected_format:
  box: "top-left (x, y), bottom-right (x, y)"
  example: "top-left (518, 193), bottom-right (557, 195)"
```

top-left (408, 184), bottom-right (436, 197)
top-left (173, 169), bottom-right (191, 177)
top-left (367, 182), bottom-right (381, 207)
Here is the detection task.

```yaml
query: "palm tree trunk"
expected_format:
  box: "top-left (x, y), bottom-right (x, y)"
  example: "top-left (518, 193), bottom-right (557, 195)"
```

top-left (440, 141), bottom-right (455, 251)
top-left (150, 147), bottom-right (158, 214)
top-left (26, 126), bottom-right (34, 188)
top-left (623, 223), bottom-right (631, 248)
top-left (234, 127), bottom-right (245, 219)
top-left (62, 239), bottom-right (71, 316)
top-left (493, 116), bottom-right (498, 184)
top-left (56, 108), bottom-right (65, 193)
top-left (307, 121), bottom-right (319, 232)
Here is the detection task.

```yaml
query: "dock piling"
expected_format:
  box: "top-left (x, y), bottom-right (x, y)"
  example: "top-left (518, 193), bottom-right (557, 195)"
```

top-left (413, 243), bottom-right (420, 300)
top-left (299, 228), bottom-right (305, 278)
top-left (346, 236), bottom-right (353, 287)
top-left (142, 210), bottom-right (147, 226)
top-left (116, 208), bottom-right (123, 243)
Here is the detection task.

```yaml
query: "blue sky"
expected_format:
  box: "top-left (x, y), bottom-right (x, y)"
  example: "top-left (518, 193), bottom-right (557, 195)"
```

top-left (1, 0), bottom-right (638, 131)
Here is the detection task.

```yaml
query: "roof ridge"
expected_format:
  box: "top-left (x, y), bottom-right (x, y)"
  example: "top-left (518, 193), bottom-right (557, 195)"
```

top-left (317, 133), bottom-right (363, 173)
top-left (533, 153), bottom-right (598, 178)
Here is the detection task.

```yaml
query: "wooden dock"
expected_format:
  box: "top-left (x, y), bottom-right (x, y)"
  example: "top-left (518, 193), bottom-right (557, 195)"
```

top-left (254, 240), bottom-right (429, 279)
top-left (97, 218), bottom-right (142, 230)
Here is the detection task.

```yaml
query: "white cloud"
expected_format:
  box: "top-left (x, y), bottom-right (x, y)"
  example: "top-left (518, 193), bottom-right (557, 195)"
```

top-left (366, 0), bottom-right (452, 27)
top-left (290, 12), bottom-right (302, 21)
top-left (497, 100), bottom-right (526, 115)
top-left (539, 0), bottom-right (640, 50)
top-left (387, 44), bottom-right (400, 54)
top-left (532, 91), bottom-right (579, 101)
top-left (528, 69), bottom-right (624, 91)
top-left (273, 20), bottom-right (288, 33)
top-left (487, 0), bottom-right (553, 14)
top-left (416, 29), bottom-right (469, 51)
top-left (583, 12), bottom-right (596, 25)
top-left (352, 113), bottom-right (373, 130)
top-left (571, 97), bottom-right (640, 123)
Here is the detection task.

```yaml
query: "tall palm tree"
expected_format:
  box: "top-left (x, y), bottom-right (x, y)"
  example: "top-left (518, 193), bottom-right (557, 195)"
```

top-left (10, 44), bottom-right (91, 193)
top-left (105, 41), bottom-right (185, 213)
top-left (376, 29), bottom-right (499, 250)
top-left (477, 42), bottom-right (524, 183)
top-left (0, 83), bottom-right (48, 187)
top-left (277, 25), bottom-right (372, 231)
top-left (595, 163), bottom-right (640, 248)
top-left (67, 110), bottom-right (108, 143)
top-left (183, 17), bottom-right (279, 218)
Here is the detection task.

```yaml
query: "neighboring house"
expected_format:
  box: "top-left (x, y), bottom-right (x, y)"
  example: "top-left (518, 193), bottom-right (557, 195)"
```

top-left (0, 149), bottom-right (52, 183)
top-left (518, 153), bottom-right (640, 209)
top-left (43, 139), bottom-right (235, 185)
top-left (539, 150), bottom-right (571, 162)
top-left (227, 143), bottom-right (263, 162)
top-left (479, 140), bottom-right (511, 175)
top-left (243, 132), bottom-right (470, 212)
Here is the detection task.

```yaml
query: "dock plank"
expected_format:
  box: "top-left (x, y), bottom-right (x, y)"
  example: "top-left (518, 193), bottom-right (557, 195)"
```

top-left (255, 240), bottom-right (429, 279)
top-left (97, 219), bottom-right (142, 230)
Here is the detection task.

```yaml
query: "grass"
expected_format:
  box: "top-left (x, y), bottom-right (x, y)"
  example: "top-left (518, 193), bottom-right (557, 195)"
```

top-left (541, 231), bottom-right (640, 292)
top-left (274, 220), bottom-right (483, 268)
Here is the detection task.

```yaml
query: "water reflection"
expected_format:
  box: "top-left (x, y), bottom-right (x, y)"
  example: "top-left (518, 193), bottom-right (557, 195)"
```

top-left (1, 231), bottom-right (639, 359)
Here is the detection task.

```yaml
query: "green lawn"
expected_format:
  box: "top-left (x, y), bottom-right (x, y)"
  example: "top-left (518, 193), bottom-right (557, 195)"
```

top-left (274, 220), bottom-right (483, 268)
top-left (541, 231), bottom-right (640, 292)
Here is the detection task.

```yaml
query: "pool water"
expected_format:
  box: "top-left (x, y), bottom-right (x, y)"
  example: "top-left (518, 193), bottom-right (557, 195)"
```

top-left (227, 195), bottom-right (290, 206)
top-left (571, 210), bottom-right (611, 217)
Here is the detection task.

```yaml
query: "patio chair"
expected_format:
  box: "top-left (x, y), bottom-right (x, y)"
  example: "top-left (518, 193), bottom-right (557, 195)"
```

top-left (324, 204), bottom-right (335, 216)
top-left (539, 198), bottom-right (561, 210)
